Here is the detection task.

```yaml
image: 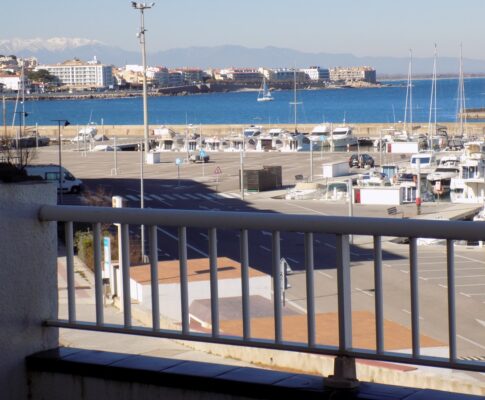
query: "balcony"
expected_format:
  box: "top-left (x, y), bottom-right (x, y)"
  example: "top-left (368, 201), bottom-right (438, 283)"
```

top-left (1, 182), bottom-right (484, 399)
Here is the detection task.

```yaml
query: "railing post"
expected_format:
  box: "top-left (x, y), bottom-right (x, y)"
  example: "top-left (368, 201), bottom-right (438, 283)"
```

top-left (272, 230), bottom-right (282, 344)
top-left (178, 227), bottom-right (189, 334)
top-left (93, 222), bottom-right (104, 326)
top-left (409, 237), bottom-right (420, 358)
top-left (65, 221), bottom-right (76, 323)
top-left (121, 223), bottom-right (132, 328)
top-left (240, 229), bottom-right (251, 340)
top-left (209, 228), bottom-right (219, 337)
top-left (325, 234), bottom-right (359, 389)
top-left (304, 232), bottom-right (316, 348)
top-left (149, 225), bottom-right (160, 331)
top-left (374, 235), bottom-right (384, 354)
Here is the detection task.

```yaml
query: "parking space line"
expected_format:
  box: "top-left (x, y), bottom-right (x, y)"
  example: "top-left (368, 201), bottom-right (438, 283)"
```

top-left (420, 274), bottom-right (485, 281)
top-left (286, 257), bottom-right (300, 264)
top-left (456, 254), bottom-right (485, 265)
top-left (402, 309), bottom-right (424, 320)
top-left (125, 194), bottom-right (139, 201)
top-left (156, 227), bottom-right (208, 257)
top-left (355, 287), bottom-right (374, 297)
top-left (457, 335), bottom-right (485, 351)
top-left (259, 245), bottom-right (271, 252)
top-left (317, 271), bottom-right (333, 279)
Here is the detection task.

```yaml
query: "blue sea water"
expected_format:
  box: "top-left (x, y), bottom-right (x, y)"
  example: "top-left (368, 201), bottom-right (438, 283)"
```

top-left (5, 78), bottom-right (485, 126)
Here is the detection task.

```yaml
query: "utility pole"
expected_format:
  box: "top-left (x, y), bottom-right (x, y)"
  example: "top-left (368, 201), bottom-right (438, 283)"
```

top-left (132, 1), bottom-right (155, 160)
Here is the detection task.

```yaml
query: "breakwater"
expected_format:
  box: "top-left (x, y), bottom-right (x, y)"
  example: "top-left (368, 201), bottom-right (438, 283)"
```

top-left (6, 122), bottom-right (485, 140)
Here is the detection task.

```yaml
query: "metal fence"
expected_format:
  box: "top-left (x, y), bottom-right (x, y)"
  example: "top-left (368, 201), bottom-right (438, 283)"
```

top-left (39, 204), bottom-right (485, 374)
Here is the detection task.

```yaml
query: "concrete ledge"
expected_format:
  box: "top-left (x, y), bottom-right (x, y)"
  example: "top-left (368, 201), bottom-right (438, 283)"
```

top-left (26, 348), bottom-right (484, 400)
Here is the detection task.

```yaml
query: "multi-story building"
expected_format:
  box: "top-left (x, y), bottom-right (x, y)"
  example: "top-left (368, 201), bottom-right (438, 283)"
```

top-left (37, 57), bottom-right (114, 89)
top-left (217, 68), bottom-right (262, 82)
top-left (168, 71), bottom-right (184, 87)
top-left (266, 68), bottom-right (308, 83)
top-left (329, 66), bottom-right (377, 83)
top-left (301, 66), bottom-right (330, 81)
top-left (173, 68), bottom-right (204, 84)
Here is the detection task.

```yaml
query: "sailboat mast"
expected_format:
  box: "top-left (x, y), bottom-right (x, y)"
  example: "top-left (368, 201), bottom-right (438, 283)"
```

top-left (293, 69), bottom-right (297, 132)
top-left (428, 44), bottom-right (438, 148)
top-left (2, 96), bottom-right (6, 138)
top-left (409, 49), bottom-right (413, 135)
top-left (458, 43), bottom-right (466, 137)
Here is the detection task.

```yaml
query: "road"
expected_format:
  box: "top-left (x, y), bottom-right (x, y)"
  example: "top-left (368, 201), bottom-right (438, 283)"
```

top-left (33, 146), bottom-right (485, 361)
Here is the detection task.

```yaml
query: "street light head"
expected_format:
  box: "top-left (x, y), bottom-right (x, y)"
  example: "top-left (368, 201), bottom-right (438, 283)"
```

top-left (131, 1), bottom-right (138, 8)
top-left (150, 2), bottom-right (155, 6)
top-left (64, 121), bottom-right (70, 127)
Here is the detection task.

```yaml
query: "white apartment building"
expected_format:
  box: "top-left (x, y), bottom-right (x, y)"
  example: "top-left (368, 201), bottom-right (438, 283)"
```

top-left (37, 57), bottom-right (114, 88)
top-left (301, 66), bottom-right (330, 81)
top-left (0, 74), bottom-right (22, 91)
top-left (267, 68), bottom-right (308, 83)
top-left (217, 68), bottom-right (261, 82)
top-left (329, 66), bottom-right (377, 83)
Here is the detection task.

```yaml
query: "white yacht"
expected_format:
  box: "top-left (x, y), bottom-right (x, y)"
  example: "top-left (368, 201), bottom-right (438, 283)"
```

top-left (153, 126), bottom-right (184, 151)
top-left (450, 142), bottom-right (485, 203)
top-left (331, 126), bottom-right (358, 147)
top-left (310, 124), bottom-right (331, 150)
top-left (426, 155), bottom-right (460, 196)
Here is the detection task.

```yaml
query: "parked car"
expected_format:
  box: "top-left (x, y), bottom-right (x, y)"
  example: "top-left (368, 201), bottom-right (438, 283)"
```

top-left (349, 153), bottom-right (375, 168)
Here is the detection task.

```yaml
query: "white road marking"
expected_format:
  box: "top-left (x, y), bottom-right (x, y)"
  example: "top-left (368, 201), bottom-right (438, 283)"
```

top-left (420, 267), bottom-right (484, 272)
top-left (286, 257), bottom-right (300, 264)
top-left (456, 254), bottom-right (485, 265)
top-left (125, 194), bottom-right (139, 201)
top-left (317, 271), bottom-right (333, 279)
top-left (262, 231), bottom-right (272, 236)
top-left (315, 240), bottom-right (321, 244)
top-left (401, 309), bottom-right (424, 320)
top-left (150, 194), bottom-right (172, 206)
top-left (476, 319), bottom-right (485, 328)
top-left (461, 292), bottom-right (485, 297)
top-left (286, 202), bottom-right (329, 215)
top-left (163, 194), bottom-right (177, 200)
top-left (173, 194), bottom-right (188, 200)
top-left (184, 193), bottom-right (199, 200)
top-left (198, 194), bottom-right (214, 201)
top-left (324, 243), bottom-right (336, 249)
top-left (156, 227), bottom-right (208, 257)
top-left (285, 298), bottom-right (308, 314)
top-left (355, 287), bottom-right (374, 297)
top-left (421, 274), bottom-right (485, 281)
top-left (457, 334), bottom-right (485, 351)
top-left (200, 233), bottom-right (208, 240)
top-left (400, 270), bottom-right (409, 274)
top-left (259, 245), bottom-right (271, 252)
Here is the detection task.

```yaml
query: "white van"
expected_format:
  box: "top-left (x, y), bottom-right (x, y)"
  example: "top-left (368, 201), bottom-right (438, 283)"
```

top-left (25, 164), bottom-right (83, 193)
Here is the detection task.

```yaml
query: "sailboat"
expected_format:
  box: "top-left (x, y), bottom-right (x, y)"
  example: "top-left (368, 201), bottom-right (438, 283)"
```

top-left (257, 77), bottom-right (274, 102)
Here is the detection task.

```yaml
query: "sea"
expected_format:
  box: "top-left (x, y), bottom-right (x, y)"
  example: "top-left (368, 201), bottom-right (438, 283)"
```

top-left (5, 78), bottom-right (485, 126)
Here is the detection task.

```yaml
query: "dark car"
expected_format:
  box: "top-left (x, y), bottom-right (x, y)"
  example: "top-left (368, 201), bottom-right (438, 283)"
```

top-left (349, 153), bottom-right (375, 168)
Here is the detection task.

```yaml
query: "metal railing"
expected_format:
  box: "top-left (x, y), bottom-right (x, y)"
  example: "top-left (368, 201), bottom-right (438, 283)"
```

top-left (39, 205), bottom-right (485, 374)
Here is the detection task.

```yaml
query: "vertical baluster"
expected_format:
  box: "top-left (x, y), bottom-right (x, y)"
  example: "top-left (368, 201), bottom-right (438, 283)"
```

top-left (65, 221), bottom-right (76, 323)
top-left (240, 229), bottom-right (251, 340)
top-left (336, 234), bottom-right (352, 351)
top-left (409, 237), bottom-right (420, 357)
top-left (209, 228), bottom-right (219, 337)
top-left (178, 227), bottom-right (189, 335)
top-left (447, 239), bottom-right (457, 363)
top-left (374, 235), bottom-right (384, 354)
top-left (305, 232), bottom-right (316, 348)
top-left (149, 226), bottom-right (160, 331)
top-left (272, 231), bottom-right (282, 344)
top-left (121, 223), bottom-right (131, 328)
top-left (93, 222), bottom-right (104, 326)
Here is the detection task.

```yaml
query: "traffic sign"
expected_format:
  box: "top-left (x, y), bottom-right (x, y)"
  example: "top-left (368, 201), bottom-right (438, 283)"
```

top-left (175, 158), bottom-right (182, 165)
top-left (199, 149), bottom-right (207, 157)
top-left (214, 166), bottom-right (222, 175)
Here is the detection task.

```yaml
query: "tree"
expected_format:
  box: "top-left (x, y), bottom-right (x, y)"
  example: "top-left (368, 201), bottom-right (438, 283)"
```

top-left (27, 69), bottom-right (56, 84)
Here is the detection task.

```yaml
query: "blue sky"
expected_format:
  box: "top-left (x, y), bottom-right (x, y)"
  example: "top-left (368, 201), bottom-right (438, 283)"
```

top-left (3, 0), bottom-right (485, 59)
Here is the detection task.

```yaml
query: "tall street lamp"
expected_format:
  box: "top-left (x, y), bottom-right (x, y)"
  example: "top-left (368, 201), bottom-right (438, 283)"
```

top-left (14, 111), bottom-right (29, 166)
top-left (52, 119), bottom-right (70, 204)
top-left (131, 1), bottom-right (155, 159)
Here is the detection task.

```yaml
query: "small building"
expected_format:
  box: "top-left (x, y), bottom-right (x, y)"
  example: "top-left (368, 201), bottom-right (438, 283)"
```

top-left (0, 74), bottom-right (23, 91)
top-left (301, 66), bottom-right (330, 82)
top-left (126, 257), bottom-right (272, 322)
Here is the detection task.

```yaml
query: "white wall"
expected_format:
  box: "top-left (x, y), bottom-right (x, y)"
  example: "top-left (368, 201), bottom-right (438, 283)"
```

top-left (358, 187), bottom-right (402, 205)
top-left (0, 182), bottom-right (58, 400)
top-left (140, 276), bottom-right (272, 322)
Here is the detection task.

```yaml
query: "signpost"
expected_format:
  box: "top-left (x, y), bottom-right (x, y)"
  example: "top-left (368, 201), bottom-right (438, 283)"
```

top-left (175, 158), bottom-right (182, 186)
top-left (200, 149), bottom-right (207, 177)
top-left (214, 166), bottom-right (222, 188)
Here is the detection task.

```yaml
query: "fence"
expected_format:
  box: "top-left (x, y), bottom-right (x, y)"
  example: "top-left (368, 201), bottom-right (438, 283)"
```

top-left (39, 204), bottom-right (485, 376)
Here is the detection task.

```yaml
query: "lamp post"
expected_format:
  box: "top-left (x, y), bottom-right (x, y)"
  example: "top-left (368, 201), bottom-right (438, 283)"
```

top-left (52, 119), bottom-right (70, 204)
top-left (131, 1), bottom-right (155, 160)
top-left (14, 111), bottom-right (29, 166)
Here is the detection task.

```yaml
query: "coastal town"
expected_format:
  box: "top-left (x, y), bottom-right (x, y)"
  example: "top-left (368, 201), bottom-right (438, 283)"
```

top-left (0, 54), bottom-right (378, 97)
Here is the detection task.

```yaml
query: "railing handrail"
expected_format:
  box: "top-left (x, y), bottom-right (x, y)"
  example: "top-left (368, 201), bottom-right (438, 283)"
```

top-left (40, 204), bottom-right (485, 240)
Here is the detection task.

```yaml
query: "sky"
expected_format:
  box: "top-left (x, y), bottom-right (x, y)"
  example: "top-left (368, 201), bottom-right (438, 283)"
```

top-left (2, 0), bottom-right (485, 59)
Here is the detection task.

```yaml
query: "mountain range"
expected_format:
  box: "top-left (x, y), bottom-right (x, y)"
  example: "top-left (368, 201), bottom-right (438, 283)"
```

top-left (2, 37), bottom-right (485, 76)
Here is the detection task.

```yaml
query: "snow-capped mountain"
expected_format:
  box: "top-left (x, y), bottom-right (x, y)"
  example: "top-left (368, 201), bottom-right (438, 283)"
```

top-left (0, 37), bottom-right (103, 53)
